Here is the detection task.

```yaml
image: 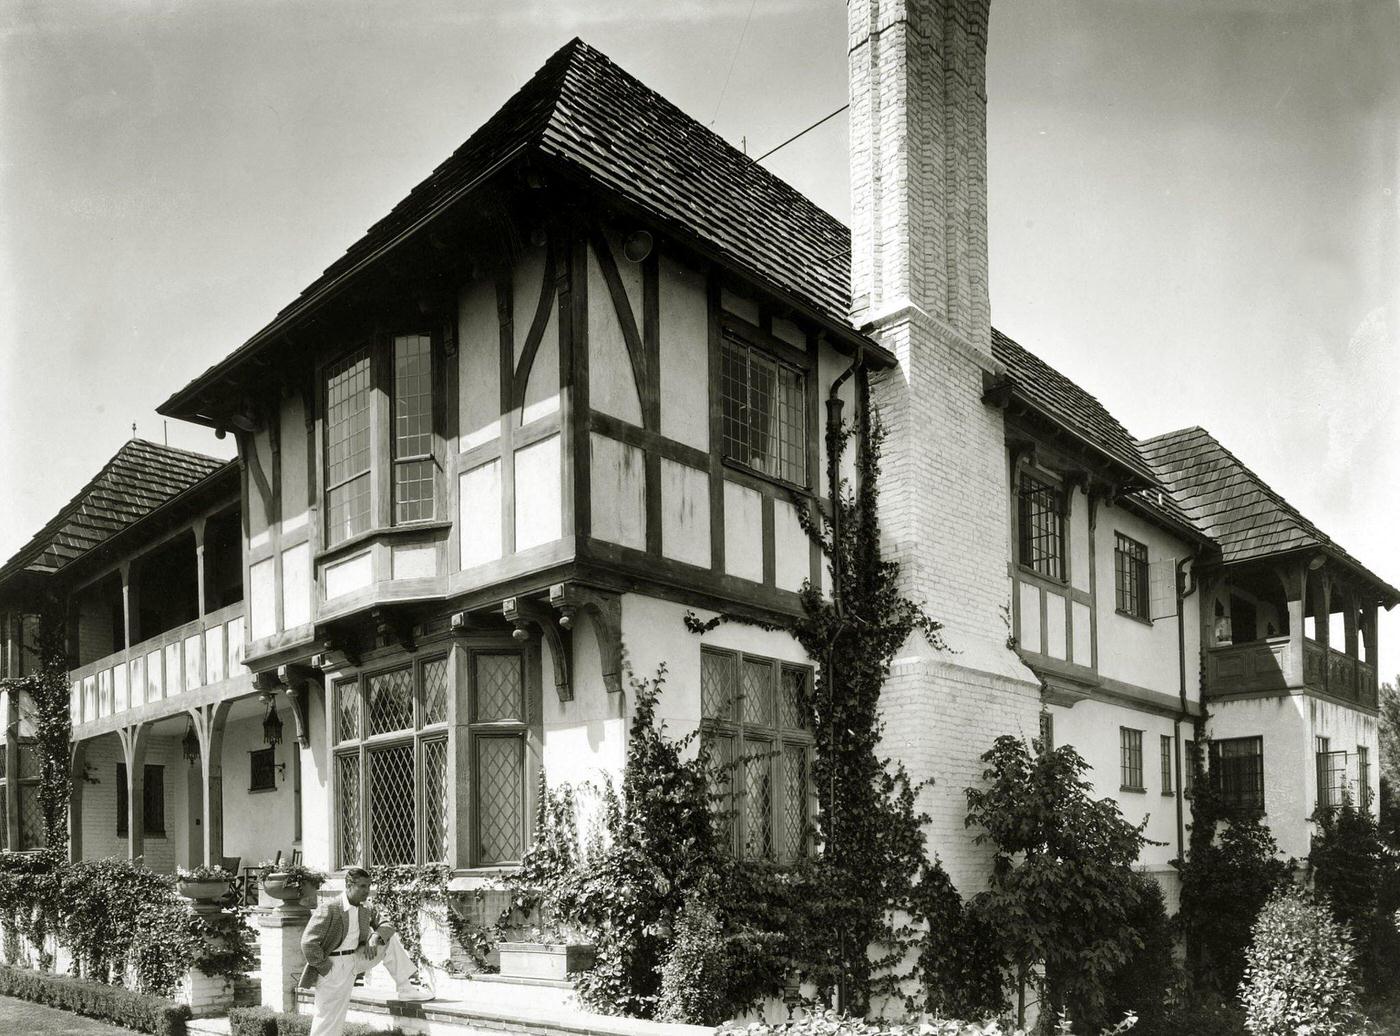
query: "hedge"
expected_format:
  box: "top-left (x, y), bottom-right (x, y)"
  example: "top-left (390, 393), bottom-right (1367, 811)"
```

top-left (0, 962), bottom-right (190, 1036)
top-left (228, 1005), bottom-right (405, 1036)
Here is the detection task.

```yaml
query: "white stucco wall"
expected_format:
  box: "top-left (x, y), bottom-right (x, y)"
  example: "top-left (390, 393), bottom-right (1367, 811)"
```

top-left (219, 712), bottom-right (299, 871)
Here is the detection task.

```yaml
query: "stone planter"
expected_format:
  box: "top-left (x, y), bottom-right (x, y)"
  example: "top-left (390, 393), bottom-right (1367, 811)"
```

top-left (177, 878), bottom-right (231, 916)
top-left (261, 873), bottom-right (321, 919)
top-left (496, 941), bottom-right (595, 981)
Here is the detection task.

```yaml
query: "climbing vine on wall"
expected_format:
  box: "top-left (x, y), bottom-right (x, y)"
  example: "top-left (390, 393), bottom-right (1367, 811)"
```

top-left (1, 598), bottom-right (72, 855)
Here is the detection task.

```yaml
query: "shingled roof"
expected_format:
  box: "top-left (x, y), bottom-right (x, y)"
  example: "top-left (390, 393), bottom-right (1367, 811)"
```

top-left (0, 440), bottom-right (230, 586)
top-left (161, 38), bottom-right (866, 417)
top-left (1139, 427), bottom-right (1399, 600)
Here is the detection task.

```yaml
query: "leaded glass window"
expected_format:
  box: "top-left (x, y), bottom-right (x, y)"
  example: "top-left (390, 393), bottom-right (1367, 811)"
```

top-left (1160, 734), bottom-right (1173, 795)
top-left (1119, 727), bottom-right (1144, 791)
top-left (393, 334), bottom-right (435, 523)
top-left (470, 652), bottom-right (528, 865)
top-left (719, 333), bottom-right (807, 486)
top-left (334, 656), bottom-right (450, 867)
top-left (700, 648), bottom-right (813, 863)
top-left (1017, 473), bottom-right (1065, 580)
top-left (1115, 533), bottom-right (1149, 619)
top-left (1211, 736), bottom-right (1264, 815)
top-left (325, 348), bottom-right (373, 545)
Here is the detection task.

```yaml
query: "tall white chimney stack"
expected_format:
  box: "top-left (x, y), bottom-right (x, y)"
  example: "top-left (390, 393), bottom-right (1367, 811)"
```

top-left (849, 0), bottom-right (1039, 890)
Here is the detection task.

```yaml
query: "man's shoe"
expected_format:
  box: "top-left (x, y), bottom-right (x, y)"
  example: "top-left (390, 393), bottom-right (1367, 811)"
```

top-left (393, 986), bottom-right (434, 1002)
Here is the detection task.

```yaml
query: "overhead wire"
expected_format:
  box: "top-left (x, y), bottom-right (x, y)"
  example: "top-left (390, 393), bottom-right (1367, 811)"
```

top-left (754, 103), bottom-right (849, 162)
top-left (710, 0), bottom-right (760, 126)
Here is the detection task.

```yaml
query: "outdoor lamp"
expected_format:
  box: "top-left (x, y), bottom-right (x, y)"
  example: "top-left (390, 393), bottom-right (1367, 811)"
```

top-left (262, 696), bottom-right (284, 747)
top-left (181, 717), bottom-right (200, 764)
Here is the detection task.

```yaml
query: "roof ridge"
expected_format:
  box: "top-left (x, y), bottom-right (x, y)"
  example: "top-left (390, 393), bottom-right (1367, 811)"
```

top-left (1180, 429), bottom-right (1333, 547)
top-left (125, 438), bottom-right (228, 466)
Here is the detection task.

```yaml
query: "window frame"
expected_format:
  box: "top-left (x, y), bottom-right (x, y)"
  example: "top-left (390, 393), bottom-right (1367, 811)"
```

top-left (1211, 736), bottom-right (1265, 816)
top-left (1038, 711), bottom-right (1055, 754)
top-left (1114, 532), bottom-right (1151, 622)
top-left (249, 747), bottom-right (277, 793)
top-left (1017, 472), bottom-right (1067, 582)
top-left (332, 653), bottom-right (452, 869)
top-left (116, 762), bottom-right (165, 838)
top-left (1357, 745), bottom-right (1371, 809)
top-left (699, 647), bottom-right (815, 864)
top-left (320, 331), bottom-right (441, 549)
top-left (467, 649), bottom-right (531, 868)
top-left (1314, 736), bottom-right (1348, 814)
top-left (1, 738), bottom-right (45, 850)
top-left (1119, 727), bottom-right (1145, 792)
top-left (1183, 738), bottom-right (1196, 798)
top-left (1160, 734), bottom-right (1174, 796)
top-left (717, 329), bottom-right (809, 489)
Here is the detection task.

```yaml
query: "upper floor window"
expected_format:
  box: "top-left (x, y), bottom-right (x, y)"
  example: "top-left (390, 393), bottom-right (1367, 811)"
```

top-left (1211, 736), bottom-right (1264, 815)
top-left (719, 333), bottom-right (806, 487)
top-left (324, 334), bottom-right (437, 547)
top-left (1017, 474), bottom-right (1065, 580)
top-left (701, 648), bottom-right (813, 863)
top-left (1357, 745), bottom-right (1371, 808)
top-left (1115, 533), bottom-right (1150, 620)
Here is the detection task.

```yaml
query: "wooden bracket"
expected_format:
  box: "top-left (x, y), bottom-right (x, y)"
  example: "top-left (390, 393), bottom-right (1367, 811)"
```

top-left (449, 610), bottom-right (478, 636)
top-left (276, 664), bottom-right (316, 749)
top-left (504, 596), bottom-right (572, 702)
top-left (981, 370), bottom-right (1014, 408)
top-left (313, 633), bottom-right (361, 671)
top-left (549, 582), bottom-right (624, 695)
top-left (372, 608), bottom-right (417, 653)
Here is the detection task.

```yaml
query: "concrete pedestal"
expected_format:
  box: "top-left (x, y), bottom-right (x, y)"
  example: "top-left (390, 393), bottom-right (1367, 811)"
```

top-left (258, 911), bottom-right (309, 1012)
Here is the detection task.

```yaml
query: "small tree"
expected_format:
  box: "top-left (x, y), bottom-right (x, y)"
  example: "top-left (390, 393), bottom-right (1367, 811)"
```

top-left (1380, 679), bottom-right (1400, 846)
top-left (1309, 800), bottom-right (1398, 994)
top-left (1239, 885), bottom-right (1360, 1036)
top-left (964, 736), bottom-right (1149, 1030)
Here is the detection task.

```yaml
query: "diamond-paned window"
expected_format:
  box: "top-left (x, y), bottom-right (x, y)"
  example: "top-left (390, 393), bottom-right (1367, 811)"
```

top-left (368, 668), bottom-right (413, 736)
top-left (476, 736), bottom-right (523, 864)
top-left (475, 654), bottom-right (522, 723)
top-left (335, 655), bottom-right (452, 868)
top-left (701, 648), bottom-right (813, 863)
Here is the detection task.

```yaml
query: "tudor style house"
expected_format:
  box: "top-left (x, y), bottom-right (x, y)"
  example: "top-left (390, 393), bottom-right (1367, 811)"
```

top-left (1, 2), bottom-right (1394, 962)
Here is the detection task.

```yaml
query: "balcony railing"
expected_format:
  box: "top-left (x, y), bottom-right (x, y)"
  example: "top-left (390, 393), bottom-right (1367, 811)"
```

top-left (1204, 636), bottom-right (1294, 694)
top-left (67, 603), bottom-right (250, 729)
top-left (1304, 639), bottom-right (1378, 709)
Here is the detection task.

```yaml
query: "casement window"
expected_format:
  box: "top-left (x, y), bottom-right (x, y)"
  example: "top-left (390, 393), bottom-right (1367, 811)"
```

top-left (1038, 711), bottom-right (1054, 753)
top-left (1357, 746), bottom-right (1371, 808)
top-left (249, 747), bottom-right (277, 792)
top-left (324, 333), bottom-right (438, 547)
top-left (1314, 736), bottom-right (1347, 813)
top-left (467, 651), bottom-right (530, 866)
top-left (1160, 735), bottom-right (1174, 795)
top-left (0, 740), bottom-right (45, 850)
top-left (1120, 727), bottom-right (1145, 791)
top-left (1114, 533), bottom-right (1150, 620)
top-left (1183, 739), bottom-right (1196, 798)
top-left (1211, 736), bottom-right (1264, 815)
top-left (719, 332), bottom-right (807, 486)
top-left (116, 763), bottom-right (165, 837)
top-left (334, 656), bottom-right (450, 867)
top-left (700, 648), bottom-right (814, 863)
top-left (1017, 474), bottom-right (1065, 580)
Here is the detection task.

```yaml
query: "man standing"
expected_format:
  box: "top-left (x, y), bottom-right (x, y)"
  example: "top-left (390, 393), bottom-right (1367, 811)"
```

top-left (300, 867), bottom-right (433, 1036)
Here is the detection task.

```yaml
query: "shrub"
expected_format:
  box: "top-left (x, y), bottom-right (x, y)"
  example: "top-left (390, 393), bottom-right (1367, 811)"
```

top-left (1239, 885), bottom-right (1360, 1036)
top-left (1155, 990), bottom-right (1246, 1036)
top-left (1309, 801), bottom-right (1400, 994)
top-left (714, 1011), bottom-right (1137, 1036)
top-left (228, 1005), bottom-right (404, 1036)
top-left (1177, 810), bottom-right (1293, 995)
top-left (1100, 874), bottom-right (1175, 1036)
top-left (914, 858), bottom-right (1007, 1020)
top-left (0, 962), bottom-right (190, 1036)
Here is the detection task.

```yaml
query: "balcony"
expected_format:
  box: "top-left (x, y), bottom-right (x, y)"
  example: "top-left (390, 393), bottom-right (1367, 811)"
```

top-left (1304, 639), bottom-right (1378, 710)
top-left (68, 602), bottom-right (253, 735)
top-left (1205, 635), bottom-right (1377, 710)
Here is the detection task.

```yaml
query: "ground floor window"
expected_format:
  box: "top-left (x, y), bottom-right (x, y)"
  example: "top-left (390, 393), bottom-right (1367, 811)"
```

top-left (1314, 736), bottom-right (1348, 813)
top-left (333, 646), bottom-right (532, 869)
top-left (1357, 745), bottom-right (1370, 808)
top-left (1160, 734), bottom-right (1173, 795)
top-left (0, 739), bottom-right (45, 850)
top-left (1120, 727), bottom-right (1145, 791)
top-left (700, 648), bottom-right (814, 863)
top-left (1211, 736), bottom-right (1264, 815)
top-left (116, 762), bottom-right (165, 837)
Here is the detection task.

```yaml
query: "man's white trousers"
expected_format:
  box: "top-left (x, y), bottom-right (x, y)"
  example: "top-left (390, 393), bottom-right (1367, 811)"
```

top-left (308, 933), bottom-right (417, 1036)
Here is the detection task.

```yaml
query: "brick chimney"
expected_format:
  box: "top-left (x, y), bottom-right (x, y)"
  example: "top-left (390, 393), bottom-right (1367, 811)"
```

top-left (849, 0), bottom-right (1039, 889)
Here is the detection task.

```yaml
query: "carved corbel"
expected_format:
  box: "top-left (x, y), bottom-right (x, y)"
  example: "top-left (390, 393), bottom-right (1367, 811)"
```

top-left (504, 596), bottom-right (572, 702)
top-left (549, 583), bottom-right (623, 694)
top-left (312, 633), bottom-right (361, 671)
top-left (449, 610), bottom-right (479, 636)
top-left (276, 664), bottom-right (317, 749)
top-left (372, 608), bottom-right (416, 653)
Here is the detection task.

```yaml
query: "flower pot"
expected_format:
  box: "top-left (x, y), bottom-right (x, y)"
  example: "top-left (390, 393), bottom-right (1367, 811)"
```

top-left (261, 872), bottom-right (320, 918)
top-left (177, 878), bottom-right (230, 916)
top-left (496, 941), bottom-right (595, 981)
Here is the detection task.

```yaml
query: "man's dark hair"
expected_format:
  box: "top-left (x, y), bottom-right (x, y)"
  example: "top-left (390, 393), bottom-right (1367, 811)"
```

top-left (345, 867), bottom-right (371, 883)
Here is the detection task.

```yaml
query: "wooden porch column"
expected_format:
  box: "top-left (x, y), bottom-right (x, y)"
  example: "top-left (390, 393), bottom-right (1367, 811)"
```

top-left (193, 700), bottom-right (232, 867)
top-left (1277, 561), bottom-right (1307, 688)
top-left (68, 740), bottom-right (86, 862)
top-left (1342, 585), bottom-right (1359, 700)
top-left (1308, 569), bottom-right (1331, 694)
top-left (117, 722), bottom-right (151, 862)
top-left (193, 518), bottom-right (208, 621)
top-left (120, 560), bottom-right (135, 651)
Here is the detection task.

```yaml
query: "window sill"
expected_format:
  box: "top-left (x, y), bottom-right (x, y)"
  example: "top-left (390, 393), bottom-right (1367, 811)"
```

top-left (1116, 608), bottom-right (1154, 627)
top-left (317, 520), bottom-right (452, 564)
top-left (1119, 785), bottom-right (1146, 794)
top-left (1017, 564), bottom-right (1069, 590)
top-left (248, 786), bottom-right (279, 795)
top-left (720, 457), bottom-right (810, 497)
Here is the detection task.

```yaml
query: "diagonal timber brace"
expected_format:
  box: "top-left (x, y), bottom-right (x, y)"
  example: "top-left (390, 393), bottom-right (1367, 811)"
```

top-left (549, 582), bottom-right (623, 695)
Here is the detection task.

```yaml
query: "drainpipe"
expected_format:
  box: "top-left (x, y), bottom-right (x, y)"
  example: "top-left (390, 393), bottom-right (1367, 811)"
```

top-left (1174, 553), bottom-right (1200, 865)
top-left (824, 345), bottom-right (862, 1015)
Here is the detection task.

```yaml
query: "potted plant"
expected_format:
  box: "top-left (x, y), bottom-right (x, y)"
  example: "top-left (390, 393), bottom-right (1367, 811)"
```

top-left (260, 861), bottom-right (327, 903)
top-left (176, 865), bottom-right (235, 914)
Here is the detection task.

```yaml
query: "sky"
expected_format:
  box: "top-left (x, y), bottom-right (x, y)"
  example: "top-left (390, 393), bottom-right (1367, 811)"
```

top-left (1, 0), bottom-right (1397, 680)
